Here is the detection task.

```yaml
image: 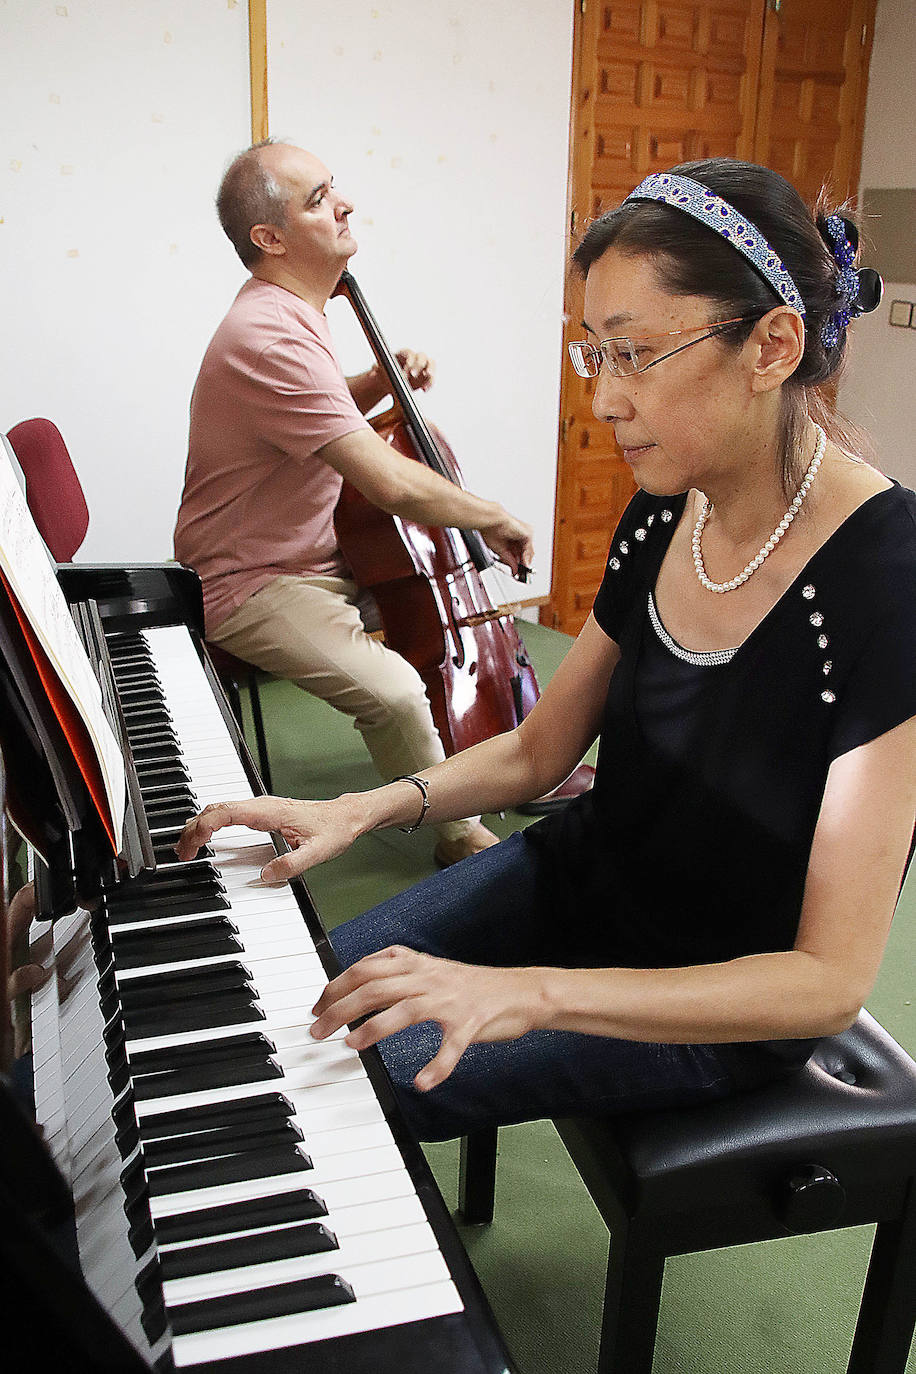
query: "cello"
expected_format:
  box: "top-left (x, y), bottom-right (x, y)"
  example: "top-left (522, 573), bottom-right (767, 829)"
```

top-left (332, 271), bottom-right (593, 809)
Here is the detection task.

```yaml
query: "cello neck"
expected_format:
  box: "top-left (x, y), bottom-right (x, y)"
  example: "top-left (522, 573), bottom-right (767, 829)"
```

top-left (336, 271), bottom-right (493, 573)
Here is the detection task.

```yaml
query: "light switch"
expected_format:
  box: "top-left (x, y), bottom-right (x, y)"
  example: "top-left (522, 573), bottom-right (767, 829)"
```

top-left (889, 299), bottom-right (913, 327)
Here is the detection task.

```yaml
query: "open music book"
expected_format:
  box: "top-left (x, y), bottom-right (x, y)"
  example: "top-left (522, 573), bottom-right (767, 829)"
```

top-left (0, 436), bottom-right (125, 856)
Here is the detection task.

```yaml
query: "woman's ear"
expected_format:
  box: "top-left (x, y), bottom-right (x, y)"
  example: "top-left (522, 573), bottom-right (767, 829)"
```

top-left (749, 307), bottom-right (805, 393)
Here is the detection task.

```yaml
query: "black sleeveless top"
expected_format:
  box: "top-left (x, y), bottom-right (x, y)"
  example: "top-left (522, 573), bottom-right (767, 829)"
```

top-left (524, 484), bottom-right (916, 972)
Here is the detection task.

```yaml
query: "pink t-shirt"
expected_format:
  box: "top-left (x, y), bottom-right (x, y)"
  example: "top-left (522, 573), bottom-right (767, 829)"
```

top-left (173, 278), bottom-right (370, 633)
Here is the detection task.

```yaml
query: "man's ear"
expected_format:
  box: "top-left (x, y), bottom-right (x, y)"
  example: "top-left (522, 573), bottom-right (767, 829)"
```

top-left (750, 307), bottom-right (806, 393)
top-left (249, 223), bottom-right (285, 258)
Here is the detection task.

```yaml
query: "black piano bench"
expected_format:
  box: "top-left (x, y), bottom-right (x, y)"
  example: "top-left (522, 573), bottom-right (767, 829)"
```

top-left (457, 1010), bottom-right (916, 1374)
top-left (205, 642), bottom-right (274, 793)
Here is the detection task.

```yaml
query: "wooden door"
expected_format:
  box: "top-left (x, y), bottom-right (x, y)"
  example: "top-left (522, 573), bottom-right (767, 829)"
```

top-left (754, 0), bottom-right (875, 204)
top-left (546, 0), bottom-right (876, 635)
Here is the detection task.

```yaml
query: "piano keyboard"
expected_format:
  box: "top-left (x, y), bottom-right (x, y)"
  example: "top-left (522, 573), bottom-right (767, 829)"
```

top-left (32, 622), bottom-right (464, 1371)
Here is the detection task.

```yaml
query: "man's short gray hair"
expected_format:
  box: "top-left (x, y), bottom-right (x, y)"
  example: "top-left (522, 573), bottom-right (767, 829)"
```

top-left (216, 139), bottom-right (291, 268)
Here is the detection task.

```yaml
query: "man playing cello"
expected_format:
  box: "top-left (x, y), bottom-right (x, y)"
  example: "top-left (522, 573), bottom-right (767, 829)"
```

top-left (174, 140), bottom-right (534, 867)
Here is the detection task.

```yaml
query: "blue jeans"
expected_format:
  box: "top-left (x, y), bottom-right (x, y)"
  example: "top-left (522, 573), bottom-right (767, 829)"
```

top-left (330, 832), bottom-right (807, 1141)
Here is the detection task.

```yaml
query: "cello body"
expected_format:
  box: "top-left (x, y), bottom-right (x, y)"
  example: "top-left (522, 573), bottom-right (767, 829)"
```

top-left (332, 272), bottom-right (541, 757)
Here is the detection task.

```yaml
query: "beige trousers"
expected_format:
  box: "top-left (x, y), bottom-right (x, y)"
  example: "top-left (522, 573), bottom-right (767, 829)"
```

top-left (210, 574), bottom-right (477, 842)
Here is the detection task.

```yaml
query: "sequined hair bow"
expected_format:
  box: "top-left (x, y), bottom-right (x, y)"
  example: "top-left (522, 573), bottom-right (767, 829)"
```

top-left (821, 214), bottom-right (883, 349)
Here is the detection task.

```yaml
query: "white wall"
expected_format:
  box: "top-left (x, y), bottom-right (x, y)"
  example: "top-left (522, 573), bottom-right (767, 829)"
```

top-left (1, 1), bottom-right (574, 603)
top-left (0, 0), bottom-right (251, 562)
top-left (839, 0), bottom-right (916, 488)
top-left (268, 1), bottom-right (574, 602)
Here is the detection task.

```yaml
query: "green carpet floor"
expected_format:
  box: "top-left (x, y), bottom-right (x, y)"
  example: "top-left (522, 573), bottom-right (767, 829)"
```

top-left (236, 620), bottom-right (915, 1374)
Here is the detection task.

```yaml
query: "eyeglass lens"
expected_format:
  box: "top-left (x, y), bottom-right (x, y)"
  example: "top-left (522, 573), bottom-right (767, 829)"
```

top-left (568, 339), bottom-right (637, 377)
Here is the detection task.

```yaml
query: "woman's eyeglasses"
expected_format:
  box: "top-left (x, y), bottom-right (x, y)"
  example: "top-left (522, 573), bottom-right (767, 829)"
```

top-left (567, 316), bottom-right (760, 379)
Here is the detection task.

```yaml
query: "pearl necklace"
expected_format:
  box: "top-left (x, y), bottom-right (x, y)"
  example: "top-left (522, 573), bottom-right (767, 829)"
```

top-left (691, 423), bottom-right (826, 594)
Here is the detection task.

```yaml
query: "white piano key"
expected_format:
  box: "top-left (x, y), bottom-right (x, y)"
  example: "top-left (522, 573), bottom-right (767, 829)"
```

top-left (170, 1280), bottom-right (463, 1367)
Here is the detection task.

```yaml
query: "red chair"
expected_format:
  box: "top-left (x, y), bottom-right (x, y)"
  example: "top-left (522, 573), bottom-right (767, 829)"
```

top-left (5, 417), bottom-right (274, 790)
top-left (6, 417), bottom-right (89, 561)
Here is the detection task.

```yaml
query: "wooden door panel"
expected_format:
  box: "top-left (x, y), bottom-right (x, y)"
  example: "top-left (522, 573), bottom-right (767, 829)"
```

top-left (753, 0), bottom-right (876, 204)
top-left (547, 0), bottom-right (764, 634)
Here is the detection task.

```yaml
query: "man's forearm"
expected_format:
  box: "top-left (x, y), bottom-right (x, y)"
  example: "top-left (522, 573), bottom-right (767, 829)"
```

top-left (346, 366), bottom-right (389, 415)
top-left (385, 460), bottom-right (504, 532)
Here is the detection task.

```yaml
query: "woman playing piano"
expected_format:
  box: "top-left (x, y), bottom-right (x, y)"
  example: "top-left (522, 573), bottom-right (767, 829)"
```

top-left (179, 159), bottom-right (916, 1143)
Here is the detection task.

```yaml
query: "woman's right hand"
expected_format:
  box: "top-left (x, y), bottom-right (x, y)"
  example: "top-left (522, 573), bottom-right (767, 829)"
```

top-left (175, 795), bottom-right (362, 881)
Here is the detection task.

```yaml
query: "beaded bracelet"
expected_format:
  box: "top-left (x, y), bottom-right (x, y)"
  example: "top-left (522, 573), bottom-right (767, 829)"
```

top-left (394, 774), bottom-right (431, 833)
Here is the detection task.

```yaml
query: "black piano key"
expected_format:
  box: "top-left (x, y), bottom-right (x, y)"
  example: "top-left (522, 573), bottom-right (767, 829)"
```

top-left (114, 932), bottom-right (244, 969)
top-left (136, 771), bottom-right (193, 794)
top-left (141, 1118), bottom-right (302, 1166)
top-left (115, 1115), bottom-right (140, 1159)
top-left (152, 824), bottom-right (212, 857)
top-left (107, 872), bottom-right (225, 902)
top-left (129, 739), bottom-right (177, 761)
top-left (121, 1155), bottom-right (152, 1209)
top-left (152, 1185), bottom-right (327, 1244)
top-left (128, 726), bottom-right (179, 747)
top-left (106, 892), bottom-right (232, 921)
top-left (112, 916), bottom-right (237, 957)
top-left (160, 1221), bottom-right (338, 1280)
top-left (143, 787), bottom-right (196, 804)
top-left (140, 1300), bottom-right (168, 1347)
top-left (140, 1092), bottom-right (294, 1138)
top-left (105, 1034), bottom-right (128, 1074)
top-left (129, 864), bottom-right (222, 888)
top-left (167, 1273), bottom-right (356, 1335)
top-left (108, 1055), bottom-right (133, 1100)
top-left (128, 1216), bottom-right (156, 1261)
top-left (116, 665), bottom-right (159, 681)
top-left (112, 1082), bottom-right (138, 1132)
top-left (118, 962), bottom-right (252, 1009)
top-left (134, 1056), bottom-right (282, 1100)
top-left (125, 709), bottom-right (174, 730)
top-left (103, 1010), bottom-right (129, 1051)
top-left (135, 1259), bottom-right (170, 1347)
top-left (148, 1143), bottom-right (311, 1195)
top-left (123, 990), bottom-right (265, 1036)
top-left (136, 1255), bottom-right (166, 1312)
top-left (100, 986), bottom-right (123, 1025)
top-left (113, 912), bottom-right (236, 943)
top-left (144, 805), bottom-right (199, 829)
top-left (130, 1030), bottom-right (275, 1074)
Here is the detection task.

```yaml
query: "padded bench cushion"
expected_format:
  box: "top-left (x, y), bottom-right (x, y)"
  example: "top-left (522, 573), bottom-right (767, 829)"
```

top-left (554, 1012), bottom-right (916, 1220)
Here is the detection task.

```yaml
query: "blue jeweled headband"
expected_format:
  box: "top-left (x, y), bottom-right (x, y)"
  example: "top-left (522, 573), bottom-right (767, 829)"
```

top-left (624, 173), bottom-right (806, 315)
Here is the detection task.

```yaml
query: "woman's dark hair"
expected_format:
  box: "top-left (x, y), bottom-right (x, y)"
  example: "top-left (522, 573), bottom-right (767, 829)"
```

top-left (573, 159), bottom-right (870, 488)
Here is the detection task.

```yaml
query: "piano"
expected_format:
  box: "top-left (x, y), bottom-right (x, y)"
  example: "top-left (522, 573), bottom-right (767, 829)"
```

top-left (11, 562), bottom-right (514, 1374)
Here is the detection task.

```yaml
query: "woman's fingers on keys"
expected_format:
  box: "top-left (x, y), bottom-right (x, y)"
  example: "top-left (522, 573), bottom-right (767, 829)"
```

top-left (175, 798), bottom-right (270, 857)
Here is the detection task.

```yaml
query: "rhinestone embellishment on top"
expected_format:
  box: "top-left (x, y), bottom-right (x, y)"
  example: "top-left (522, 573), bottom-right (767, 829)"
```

top-left (692, 425), bottom-right (826, 594)
top-left (648, 593), bottom-right (737, 666)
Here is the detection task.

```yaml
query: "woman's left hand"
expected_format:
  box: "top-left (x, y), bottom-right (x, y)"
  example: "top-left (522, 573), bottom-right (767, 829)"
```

top-left (310, 945), bottom-right (541, 1091)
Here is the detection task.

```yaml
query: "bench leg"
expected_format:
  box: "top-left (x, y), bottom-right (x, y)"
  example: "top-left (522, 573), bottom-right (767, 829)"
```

top-left (847, 1180), bottom-right (916, 1374)
top-left (458, 1130), bottom-right (498, 1225)
top-left (598, 1226), bottom-right (665, 1374)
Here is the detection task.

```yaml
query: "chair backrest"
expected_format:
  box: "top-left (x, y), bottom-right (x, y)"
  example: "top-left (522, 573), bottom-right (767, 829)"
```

top-left (5, 418), bottom-right (89, 562)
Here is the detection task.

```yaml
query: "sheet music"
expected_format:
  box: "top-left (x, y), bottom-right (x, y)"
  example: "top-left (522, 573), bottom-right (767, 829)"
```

top-left (0, 438), bottom-right (125, 842)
